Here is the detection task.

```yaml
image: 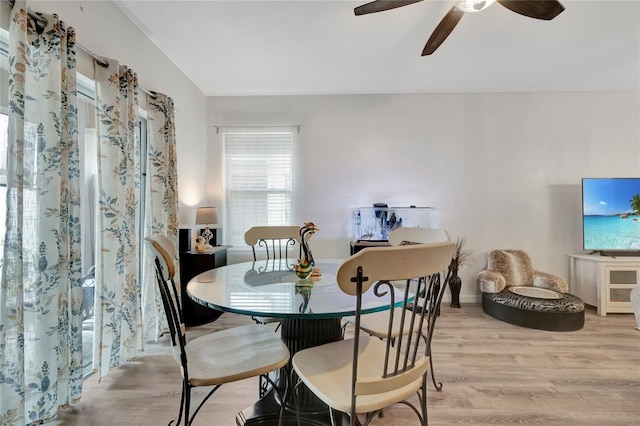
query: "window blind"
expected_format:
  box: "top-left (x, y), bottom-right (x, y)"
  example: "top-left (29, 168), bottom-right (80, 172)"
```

top-left (223, 128), bottom-right (294, 246)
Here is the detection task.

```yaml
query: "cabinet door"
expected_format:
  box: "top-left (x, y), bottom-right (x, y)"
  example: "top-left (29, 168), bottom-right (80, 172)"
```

top-left (605, 266), bottom-right (638, 311)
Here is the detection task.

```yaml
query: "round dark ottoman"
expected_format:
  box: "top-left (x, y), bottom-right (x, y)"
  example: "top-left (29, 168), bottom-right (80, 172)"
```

top-left (482, 288), bottom-right (585, 331)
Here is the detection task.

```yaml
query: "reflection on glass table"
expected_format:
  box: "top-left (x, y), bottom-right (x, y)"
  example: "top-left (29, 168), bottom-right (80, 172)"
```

top-left (188, 258), bottom-right (408, 319)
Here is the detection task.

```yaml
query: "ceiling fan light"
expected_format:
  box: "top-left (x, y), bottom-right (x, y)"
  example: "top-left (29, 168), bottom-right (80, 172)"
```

top-left (455, 0), bottom-right (497, 13)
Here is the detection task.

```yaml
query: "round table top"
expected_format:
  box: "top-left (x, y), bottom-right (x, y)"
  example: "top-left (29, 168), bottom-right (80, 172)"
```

top-left (186, 258), bottom-right (410, 319)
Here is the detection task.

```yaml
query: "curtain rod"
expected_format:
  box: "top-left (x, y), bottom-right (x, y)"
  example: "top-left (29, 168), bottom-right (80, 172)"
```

top-left (214, 125), bottom-right (301, 134)
top-left (5, 0), bottom-right (157, 100)
top-left (75, 44), bottom-right (157, 100)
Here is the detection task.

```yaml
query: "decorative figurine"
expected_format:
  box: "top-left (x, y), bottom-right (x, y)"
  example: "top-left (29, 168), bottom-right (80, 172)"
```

top-left (296, 279), bottom-right (314, 314)
top-left (195, 236), bottom-right (206, 253)
top-left (295, 222), bottom-right (318, 279)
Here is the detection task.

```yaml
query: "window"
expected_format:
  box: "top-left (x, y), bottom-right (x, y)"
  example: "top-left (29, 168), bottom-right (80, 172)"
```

top-left (222, 127), bottom-right (294, 246)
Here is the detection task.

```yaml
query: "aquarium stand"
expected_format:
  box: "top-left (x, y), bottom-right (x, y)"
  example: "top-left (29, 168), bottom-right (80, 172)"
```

top-left (349, 240), bottom-right (390, 255)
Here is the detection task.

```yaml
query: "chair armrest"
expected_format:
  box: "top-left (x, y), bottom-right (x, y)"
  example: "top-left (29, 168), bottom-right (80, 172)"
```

top-left (533, 271), bottom-right (568, 293)
top-left (476, 270), bottom-right (506, 293)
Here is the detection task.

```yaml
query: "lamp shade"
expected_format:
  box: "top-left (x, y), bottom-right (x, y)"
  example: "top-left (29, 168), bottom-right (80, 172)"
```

top-left (195, 207), bottom-right (218, 225)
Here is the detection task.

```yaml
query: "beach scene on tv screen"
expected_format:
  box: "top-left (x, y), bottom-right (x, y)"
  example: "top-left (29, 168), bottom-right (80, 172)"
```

top-left (583, 178), bottom-right (640, 251)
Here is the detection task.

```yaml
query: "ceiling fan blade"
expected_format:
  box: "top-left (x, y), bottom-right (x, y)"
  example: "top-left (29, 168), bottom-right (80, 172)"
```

top-left (422, 7), bottom-right (464, 56)
top-left (354, 0), bottom-right (423, 16)
top-left (497, 0), bottom-right (565, 20)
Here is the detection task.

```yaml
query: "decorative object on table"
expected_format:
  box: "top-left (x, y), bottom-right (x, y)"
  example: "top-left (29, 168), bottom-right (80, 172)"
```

top-left (449, 236), bottom-right (472, 308)
top-left (295, 279), bottom-right (314, 314)
top-left (476, 249), bottom-right (584, 331)
top-left (295, 222), bottom-right (318, 279)
top-left (195, 206), bottom-right (218, 249)
top-left (194, 236), bottom-right (206, 253)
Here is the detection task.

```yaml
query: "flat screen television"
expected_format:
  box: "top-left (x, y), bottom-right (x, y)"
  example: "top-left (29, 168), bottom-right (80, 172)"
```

top-left (582, 178), bottom-right (640, 255)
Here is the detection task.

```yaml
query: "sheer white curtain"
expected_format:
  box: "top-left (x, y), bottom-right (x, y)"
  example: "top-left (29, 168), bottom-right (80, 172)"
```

top-left (0, 2), bottom-right (83, 424)
top-left (92, 59), bottom-right (142, 378)
top-left (0, 5), bottom-right (181, 417)
top-left (143, 93), bottom-right (179, 341)
top-left (92, 67), bottom-right (180, 374)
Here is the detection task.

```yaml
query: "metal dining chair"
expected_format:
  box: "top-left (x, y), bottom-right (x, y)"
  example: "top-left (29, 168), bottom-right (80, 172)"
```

top-left (244, 225), bottom-right (301, 326)
top-left (291, 241), bottom-right (456, 426)
top-left (146, 234), bottom-right (290, 426)
top-left (243, 225), bottom-right (301, 396)
top-left (342, 227), bottom-right (453, 391)
top-left (244, 225), bottom-right (301, 262)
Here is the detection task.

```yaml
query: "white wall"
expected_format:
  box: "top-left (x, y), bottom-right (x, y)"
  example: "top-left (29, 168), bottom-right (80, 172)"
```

top-left (7, 1), bottom-right (209, 226)
top-left (209, 93), bottom-right (640, 303)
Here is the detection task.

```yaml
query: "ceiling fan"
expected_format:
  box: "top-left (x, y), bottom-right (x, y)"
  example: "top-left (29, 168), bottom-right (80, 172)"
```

top-left (354, 0), bottom-right (565, 56)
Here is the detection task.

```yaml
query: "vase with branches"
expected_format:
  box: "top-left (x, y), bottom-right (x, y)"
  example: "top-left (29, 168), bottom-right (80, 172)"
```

top-left (449, 236), bottom-right (472, 308)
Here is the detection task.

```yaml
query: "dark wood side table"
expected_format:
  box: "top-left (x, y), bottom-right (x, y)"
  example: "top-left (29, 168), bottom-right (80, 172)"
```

top-left (179, 246), bottom-right (230, 326)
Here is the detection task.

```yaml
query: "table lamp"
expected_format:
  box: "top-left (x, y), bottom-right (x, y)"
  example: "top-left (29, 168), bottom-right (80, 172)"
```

top-left (195, 206), bottom-right (218, 249)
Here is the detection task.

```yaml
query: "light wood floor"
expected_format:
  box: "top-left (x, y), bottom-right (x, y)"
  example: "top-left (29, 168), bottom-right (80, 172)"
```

top-left (56, 304), bottom-right (640, 425)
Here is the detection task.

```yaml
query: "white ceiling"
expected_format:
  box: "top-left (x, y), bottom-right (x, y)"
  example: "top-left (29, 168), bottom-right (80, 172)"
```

top-left (114, 0), bottom-right (640, 96)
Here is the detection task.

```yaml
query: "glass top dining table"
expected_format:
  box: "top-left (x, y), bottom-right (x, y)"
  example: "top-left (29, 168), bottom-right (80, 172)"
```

top-left (186, 258), bottom-right (410, 319)
top-left (186, 257), bottom-right (413, 426)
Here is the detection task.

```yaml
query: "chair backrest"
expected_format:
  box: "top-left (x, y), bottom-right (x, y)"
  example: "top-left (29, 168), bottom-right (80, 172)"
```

top-left (244, 225), bottom-right (301, 261)
top-left (337, 242), bottom-right (455, 296)
top-left (145, 235), bottom-right (187, 367)
top-left (146, 234), bottom-right (178, 280)
top-left (336, 241), bottom-right (455, 406)
top-left (488, 249), bottom-right (534, 287)
top-left (388, 228), bottom-right (452, 308)
top-left (388, 227), bottom-right (451, 246)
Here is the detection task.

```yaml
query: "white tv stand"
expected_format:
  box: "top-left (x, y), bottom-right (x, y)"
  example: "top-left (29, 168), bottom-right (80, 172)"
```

top-left (569, 254), bottom-right (640, 316)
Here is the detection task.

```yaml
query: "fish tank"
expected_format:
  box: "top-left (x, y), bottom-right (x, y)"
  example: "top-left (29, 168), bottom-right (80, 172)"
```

top-left (352, 206), bottom-right (440, 241)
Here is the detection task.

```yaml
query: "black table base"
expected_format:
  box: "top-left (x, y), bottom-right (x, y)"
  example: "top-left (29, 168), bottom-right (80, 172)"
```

top-left (237, 317), bottom-right (346, 426)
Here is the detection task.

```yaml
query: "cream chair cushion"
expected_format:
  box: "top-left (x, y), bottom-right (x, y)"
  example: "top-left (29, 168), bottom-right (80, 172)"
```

top-left (292, 336), bottom-right (427, 414)
top-left (184, 324), bottom-right (290, 386)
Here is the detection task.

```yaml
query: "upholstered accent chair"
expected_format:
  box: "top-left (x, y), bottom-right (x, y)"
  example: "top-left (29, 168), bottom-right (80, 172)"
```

top-left (477, 250), bottom-right (584, 331)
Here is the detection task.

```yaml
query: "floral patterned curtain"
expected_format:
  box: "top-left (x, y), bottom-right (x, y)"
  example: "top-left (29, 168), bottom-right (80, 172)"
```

top-left (142, 93), bottom-right (179, 341)
top-left (0, 3), bottom-right (83, 424)
top-left (92, 60), bottom-right (142, 379)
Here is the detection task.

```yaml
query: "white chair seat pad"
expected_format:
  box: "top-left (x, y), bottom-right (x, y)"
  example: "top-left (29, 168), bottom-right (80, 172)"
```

top-left (182, 324), bottom-right (290, 387)
top-left (292, 336), bottom-right (424, 414)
